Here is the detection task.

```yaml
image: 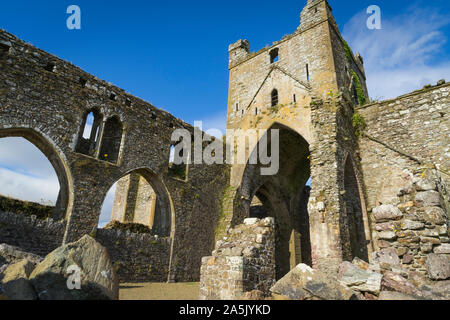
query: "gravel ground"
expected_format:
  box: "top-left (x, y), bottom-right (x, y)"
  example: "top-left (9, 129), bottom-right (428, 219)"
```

top-left (119, 282), bottom-right (200, 300)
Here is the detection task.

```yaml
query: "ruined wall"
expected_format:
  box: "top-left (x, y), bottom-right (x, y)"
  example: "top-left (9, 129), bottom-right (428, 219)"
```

top-left (111, 173), bottom-right (157, 227)
top-left (221, 0), bottom-right (371, 276)
top-left (369, 170), bottom-right (449, 278)
top-left (0, 211), bottom-right (65, 257)
top-left (0, 29), bottom-right (230, 282)
top-left (357, 81), bottom-right (449, 278)
top-left (95, 228), bottom-right (171, 282)
top-left (199, 218), bottom-right (275, 300)
top-left (358, 81), bottom-right (450, 211)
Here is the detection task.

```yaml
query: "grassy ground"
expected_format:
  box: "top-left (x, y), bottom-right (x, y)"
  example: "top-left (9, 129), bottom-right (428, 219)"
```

top-left (119, 282), bottom-right (200, 300)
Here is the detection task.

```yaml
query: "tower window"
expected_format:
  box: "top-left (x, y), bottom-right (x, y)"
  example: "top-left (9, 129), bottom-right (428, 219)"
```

top-left (270, 48), bottom-right (279, 64)
top-left (235, 103), bottom-right (239, 112)
top-left (306, 64), bottom-right (310, 81)
top-left (271, 89), bottom-right (279, 107)
top-left (293, 94), bottom-right (296, 103)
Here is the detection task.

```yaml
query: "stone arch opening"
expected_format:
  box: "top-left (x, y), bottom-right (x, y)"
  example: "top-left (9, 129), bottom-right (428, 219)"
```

top-left (233, 123), bottom-right (312, 280)
top-left (99, 116), bottom-right (123, 164)
top-left (99, 168), bottom-right (173, 237)
top-left (0, 128), bottom-right (72, 221)
top-left (341, 155), bottom-right (370, 262)
top-left (75, 108), bottom-right (103, 157)
top-left (270, 48), bottom-right (279, 64)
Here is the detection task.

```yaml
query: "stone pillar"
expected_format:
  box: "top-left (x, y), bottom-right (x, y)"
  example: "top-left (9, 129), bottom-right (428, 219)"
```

top-left (111, 175), bottom-right (130, 223)
top-left (307, 97), bottom-right (345, 274)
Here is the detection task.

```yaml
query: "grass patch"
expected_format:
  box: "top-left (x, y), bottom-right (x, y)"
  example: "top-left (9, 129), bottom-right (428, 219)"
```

top-left (351, 70), bottom-right (367, 106)
top-left (342, 39), bottom-right (353, 64)
top-left (103, 220), bottom-right (152, 234)
top-left (0, 195), bottom-right (54, 220)
top-left (352, 113), bottom-right (367, 138)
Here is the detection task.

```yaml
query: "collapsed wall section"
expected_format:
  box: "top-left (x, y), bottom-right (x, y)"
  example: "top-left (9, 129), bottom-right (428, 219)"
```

top-left (357, 81), bottom-right (449, 279)
top-left (199, 218), bottom-right (275, 300)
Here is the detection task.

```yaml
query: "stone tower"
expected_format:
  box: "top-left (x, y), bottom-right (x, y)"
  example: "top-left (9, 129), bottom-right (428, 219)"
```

top-left (222, 0), bottom-right (372, 276)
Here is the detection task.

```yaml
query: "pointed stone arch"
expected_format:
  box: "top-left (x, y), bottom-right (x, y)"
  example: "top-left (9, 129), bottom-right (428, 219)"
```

top-left (101, 167), bottom-right (175, 238)
top-left (341, 154), bottom-right (372, 262)
top-left (231, 122), bottom-right (312, 279)
top-left (0, 127), bottom-right (73, 221)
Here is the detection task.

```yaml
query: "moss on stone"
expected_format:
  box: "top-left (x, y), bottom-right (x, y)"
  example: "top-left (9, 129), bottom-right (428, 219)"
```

top-left (104, 220), bottom-right (152, 234)
top-left (167, 163), bottom-right (187, 181)
top-left (351, 70), bottom-right (367, 106)
top-left (0, 195), bottom-right (54, 220)
top-left (342, 39), bottom-right (353, 64)
top-left (352, 112), bottom-right (367, 138)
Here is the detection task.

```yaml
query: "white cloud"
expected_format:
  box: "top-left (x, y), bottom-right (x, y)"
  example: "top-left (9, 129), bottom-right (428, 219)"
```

top-left (0, 138), bottom-right (60, 204)
top-left (0, 167), bottom-right (59, 204)
top-left (0, 137), bottom-right (58, 178)
top-left (197, 111), bottom-right (227, 137)
top-left (343, 5), bottom-right (450, 100)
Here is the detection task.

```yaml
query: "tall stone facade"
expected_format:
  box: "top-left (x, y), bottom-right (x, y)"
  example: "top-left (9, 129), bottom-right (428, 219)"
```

top-left (220, 0), bottom-right (372, 277)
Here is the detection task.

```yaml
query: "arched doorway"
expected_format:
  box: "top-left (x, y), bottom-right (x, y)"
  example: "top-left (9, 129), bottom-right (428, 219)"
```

top-left (233, 123), bottom-right (312, 279)
top-left (99, 168), bottom-right (172, 237)
top-left (341, 156), bottom-right (370, 262)
top-left (0, 128), bottom-right (72, 221)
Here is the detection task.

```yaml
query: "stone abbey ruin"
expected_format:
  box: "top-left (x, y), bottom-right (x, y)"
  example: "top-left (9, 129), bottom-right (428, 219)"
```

top-left (0, 0), bottom-right (448, 300)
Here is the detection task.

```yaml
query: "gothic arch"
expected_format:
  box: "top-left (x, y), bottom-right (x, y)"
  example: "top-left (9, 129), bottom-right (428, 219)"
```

top-left (0, 127), bottom-right (73, 221)
top-left (341, 153), bottom-right (372, 262)
top-left (101, 167), bottom-right (175, 238)
top-left (232, 122), bottom-right (312, 279)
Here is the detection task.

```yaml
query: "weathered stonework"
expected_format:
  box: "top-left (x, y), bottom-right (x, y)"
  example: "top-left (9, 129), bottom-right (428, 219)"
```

top-left (0, 27), bottom-right (230, 282)
top-left (221, 0), bottom-right (372, 278)
top-left (0, 0), bottom-right (448, 294)
top-left (95, 228), bottom-right (170, 282)
top-left (199, 218), bottom-right (276, 300)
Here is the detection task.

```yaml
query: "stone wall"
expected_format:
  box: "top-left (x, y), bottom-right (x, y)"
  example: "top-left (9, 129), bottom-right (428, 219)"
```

top-left (358, 81), bottom-right (450, 210)
top-left (0, 211), bottom-right (65, 257)
top-left (199, 218), bottom-right (275, 300)
top-left (0, 28), bottom-right (230, 283)
top-left (95, 228), bottom-right (170, 282)
top-left (370, 169), bottom-right (449, 279)
top-left (357, 81), bottom-right (449, 279)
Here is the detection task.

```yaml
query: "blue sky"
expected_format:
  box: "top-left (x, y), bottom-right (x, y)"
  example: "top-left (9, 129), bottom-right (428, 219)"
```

top-left (1, 0), bottom-right (449, 224)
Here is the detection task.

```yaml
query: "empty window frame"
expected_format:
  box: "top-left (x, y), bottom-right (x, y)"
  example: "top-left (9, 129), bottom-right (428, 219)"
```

top-left (270, 48), bottom-right (279, 64)
top-left (75, 109), bottom-right (103, 157)
top-left (99, 116), bottom-right (123, 164)
top-left (271, 89), bottom-right (279, 107)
